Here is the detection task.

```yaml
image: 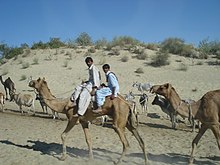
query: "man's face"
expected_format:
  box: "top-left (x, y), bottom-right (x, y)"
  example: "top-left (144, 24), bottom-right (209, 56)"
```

top-left (86, 61), bottom-right (93, 67)
top-left (103, 67), bottom-right (109, 73)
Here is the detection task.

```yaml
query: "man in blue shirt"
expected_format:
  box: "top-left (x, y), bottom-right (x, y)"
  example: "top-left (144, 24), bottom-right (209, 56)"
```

top-left (93, 64), bottom-right (120, 113)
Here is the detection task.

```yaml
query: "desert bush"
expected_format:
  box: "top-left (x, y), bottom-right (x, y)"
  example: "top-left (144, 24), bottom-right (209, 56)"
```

top-left (32, 58), bottom-right (39, 65)
top-left (88, 47), bottom-right (96, 53)
top-left (47, 37), bottom-right (65, 49)
top-left (21, 62), bottom-right (30, 69)
top-left (180, 44), bottom-right (195, 57)
top-left (95, 38), bottom-right (108, 49)
top-left (150, 51), bottom-right (170, 67)
top-left (136, 52), bottom-right (148, 60)
top-left (111, 36), bottom-right (140, 47)
top-left (145, 43), bottom-right (159, 51)
top-left (207, 60), bottom-right (220, 66)
top-left (161, 37), bottom-right (185, 55)
top-left (177, 63), bottom-right (188, 71)
top-left (135, 67), bottom-right (144, 74)
top-left (108, 47), bottom-right (120, 56)
top-left (20, 75), bottom-right (27, 81)
top-left (75, 32), bottom-right (93, 46)
top-left (22, 49), bottom-right (31, 57)
top-left (63, 61), bottom-right (68, 67)
top-left (31, 41), bottom-right (48, 49)
top-left (132, 47), bottom-right (144, 55)
top-left (121, 55), bottom-right (129, 62)
top-left (196, 61), bottom-right (203, 65)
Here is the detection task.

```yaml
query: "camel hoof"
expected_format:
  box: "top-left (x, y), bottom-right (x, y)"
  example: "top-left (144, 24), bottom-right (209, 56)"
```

top-left (59, 154), bottom-right (67, 161)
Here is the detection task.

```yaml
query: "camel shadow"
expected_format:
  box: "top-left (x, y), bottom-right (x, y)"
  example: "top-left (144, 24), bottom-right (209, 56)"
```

top-left (139, 122), bottom-right (173, 130)
top-left (1, 140), bottom-right (217, 164)
top-left (2, 108), bottom-right (65, 120)
top-left (147, 152), bottom-right (218, 165)
top-left (0, 139), bottom-right (120, 161)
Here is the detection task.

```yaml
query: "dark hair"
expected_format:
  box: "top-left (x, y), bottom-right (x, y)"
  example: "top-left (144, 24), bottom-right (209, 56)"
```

top-left (102, 64), bottom-right (110, 69)
top-left (85, 57), bottom-right (93, 63)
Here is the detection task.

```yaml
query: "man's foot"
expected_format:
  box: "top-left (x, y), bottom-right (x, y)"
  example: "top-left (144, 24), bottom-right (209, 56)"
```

top-left (73, 113), bottom-right (81, 117)
top-left (92, 107), bottom-right (102, 114)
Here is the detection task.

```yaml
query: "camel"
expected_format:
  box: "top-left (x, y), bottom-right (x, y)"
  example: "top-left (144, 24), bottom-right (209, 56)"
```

top-left (0, 75), bottom-right (16, 100)
top-left (28, 77), bottom-right (147, 165)
top-left (150, 83), bottom-right (220, 164)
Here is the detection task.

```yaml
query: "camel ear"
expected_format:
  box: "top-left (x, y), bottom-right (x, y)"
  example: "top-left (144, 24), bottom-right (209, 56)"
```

top-left (37, 77), bottom-right (41, 82)
top-left (42, 77), bottom-right (45, 81)
top-left (164, 83), bottom-right (171, 89)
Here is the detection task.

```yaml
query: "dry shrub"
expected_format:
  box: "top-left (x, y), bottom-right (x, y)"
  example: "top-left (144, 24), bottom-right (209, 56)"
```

top-left (121, 55), bottom-right (129, 62)
top-left (135, 67), bottom-right (144, 74)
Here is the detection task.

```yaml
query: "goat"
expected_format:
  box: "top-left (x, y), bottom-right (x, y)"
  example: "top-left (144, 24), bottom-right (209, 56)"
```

top-left (152, 94), bottom-right (177, 129)
top-left (139, 93), bottom-right (148, 114)
top-left (0, 92), bottom-right (5, 112)
top-left (152, 95), bottom-right (200, 131)
top-left (10, 92), bottom-right (35, 114)
top-left (132, 82), bottom-right (153, 93)
top-left (35, 93), bottom-right (60, 119)
top-left (124, 91), bottom-right (139, 126)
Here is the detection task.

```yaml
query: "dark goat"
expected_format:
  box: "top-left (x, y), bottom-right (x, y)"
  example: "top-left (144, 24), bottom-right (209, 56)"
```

top-left (139, 93), bottom-right (148, 114)
top-left (0, 76), bottom-right (16, 100)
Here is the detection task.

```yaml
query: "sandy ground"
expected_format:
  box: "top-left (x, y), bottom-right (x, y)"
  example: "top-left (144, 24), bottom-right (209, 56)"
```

top-left (0, 47), bottom-right (220, 165)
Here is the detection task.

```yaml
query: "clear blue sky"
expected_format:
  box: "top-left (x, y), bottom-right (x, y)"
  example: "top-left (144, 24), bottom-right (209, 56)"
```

top-left (1, 0), bottom-right (220, 47)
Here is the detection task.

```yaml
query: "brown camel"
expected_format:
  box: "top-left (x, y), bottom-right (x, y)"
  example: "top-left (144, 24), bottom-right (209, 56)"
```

top-left (150, 83), bottom-right (220, 165)
top-left (0, 75), bottom-right (16, 100)
top-left (28, 77), bottom-right (147, 165)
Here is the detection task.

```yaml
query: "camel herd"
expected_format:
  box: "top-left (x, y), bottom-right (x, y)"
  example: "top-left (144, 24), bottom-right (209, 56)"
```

top-left (0, 75), bottom-right (220, 165)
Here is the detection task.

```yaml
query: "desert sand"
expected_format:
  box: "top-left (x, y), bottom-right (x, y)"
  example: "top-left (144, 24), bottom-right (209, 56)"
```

top-left (0, 47), bottom-right (220, 165)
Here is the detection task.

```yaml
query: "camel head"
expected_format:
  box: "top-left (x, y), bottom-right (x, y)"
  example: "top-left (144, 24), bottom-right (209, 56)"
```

top-left (150, 83), bottom-right (172, 99)
top-left (28, 77), bottom-right (46, 92)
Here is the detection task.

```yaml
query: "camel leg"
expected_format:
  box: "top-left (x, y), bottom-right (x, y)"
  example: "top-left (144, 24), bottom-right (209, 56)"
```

top-left (112, 123), bottom-right (129, 165)
top-left (189, 124), bottom-right (208, 165)
top-left (60, 117), bottom-right (78, 160)
top-left (81, 121), bottom-right (93, 159)
top-left (210, 125), bottom-right (220, 150)
top-left (126, 124), bottom-right (148, 165)
top-left (4, 88), bottom-right (8, 100)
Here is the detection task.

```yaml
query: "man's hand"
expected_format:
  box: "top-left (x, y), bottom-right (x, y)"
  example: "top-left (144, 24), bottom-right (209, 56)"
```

top-left (110, 94), bottom-right (115, 100)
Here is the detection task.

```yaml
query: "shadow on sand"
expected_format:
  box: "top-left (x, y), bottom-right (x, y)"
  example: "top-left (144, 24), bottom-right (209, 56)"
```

top-left (1, 139), bottom-right (219, 164)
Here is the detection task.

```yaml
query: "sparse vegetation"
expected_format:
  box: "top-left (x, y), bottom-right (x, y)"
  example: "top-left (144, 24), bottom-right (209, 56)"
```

top-left (63, 61), bottom-right (68, 67)
top-left (135, 67), bottom-right (144, 74)
top-left (178, 63), bottom-right (188, 71)
top-left (150, 51), bottom-right (170, 67)
top-left (20, 75), bottom-right (27, 81)
top-left (32, 58), bottom-right (39, 65)
top-left (21, 62), bottom-right (30, 69)
top-left (121, 55), bottom-right (129, 62)
top-left (75, 32), bottom-right (93, 46)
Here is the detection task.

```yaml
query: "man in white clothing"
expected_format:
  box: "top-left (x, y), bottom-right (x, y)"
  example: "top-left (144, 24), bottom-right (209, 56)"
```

top-left (71, 57), bottom-right (101, 117)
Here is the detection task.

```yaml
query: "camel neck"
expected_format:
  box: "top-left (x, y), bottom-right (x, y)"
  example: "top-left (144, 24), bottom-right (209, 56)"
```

top-left (168, 89), bottom-right (192, 118)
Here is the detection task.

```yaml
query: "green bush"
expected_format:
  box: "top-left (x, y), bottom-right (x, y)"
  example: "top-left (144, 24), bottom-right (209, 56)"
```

top-left (31, 41), bottom-right (48, 49)
top-left (111, 36), bottom-right (140, 47)
top-left (135, 67), bottom-right (144, 74)
top-left (161, 37), bottom-right (185, 55)
top-left (20, 75), bottom-right (27, 81)
top-left (95, 38), bottom-right (108, 49)
top-left (150, 51), bottom-right (170, 67)
top-left (75, 32), bottom-right (93, 46)
top-left (121, 55), bottom-right (129, 62)
top-left (47, 37), bottom-right (65, 49)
